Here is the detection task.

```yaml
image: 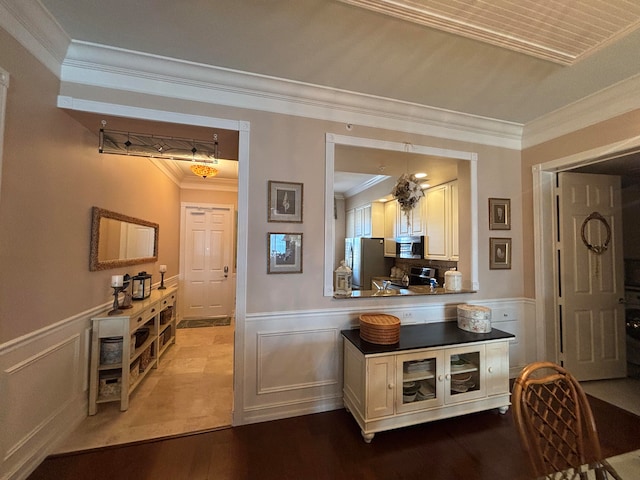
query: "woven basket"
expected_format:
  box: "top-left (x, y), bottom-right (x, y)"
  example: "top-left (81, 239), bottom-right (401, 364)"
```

top-left (139, 345), bottom-right (152, 372)
top-left (99, 373), bottom-right (121, 398)
top-left (359, 313), bottom-right (401, 345)
top-left (129, 358), bottom-right (140, 385)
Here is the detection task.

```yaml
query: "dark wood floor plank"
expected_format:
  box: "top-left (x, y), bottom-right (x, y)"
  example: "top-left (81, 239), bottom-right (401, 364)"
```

top-left (28, 396), bottom-right (640, 480)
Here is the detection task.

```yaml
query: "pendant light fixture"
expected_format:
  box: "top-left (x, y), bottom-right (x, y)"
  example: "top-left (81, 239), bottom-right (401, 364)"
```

top-left (99, 122), bottom-right (222, 179)
top-left (189, 134), bottom-right (219, 179)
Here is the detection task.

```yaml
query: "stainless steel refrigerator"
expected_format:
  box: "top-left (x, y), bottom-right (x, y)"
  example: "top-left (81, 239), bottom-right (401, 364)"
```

top-left (345, 237), bottom-right (391, 290)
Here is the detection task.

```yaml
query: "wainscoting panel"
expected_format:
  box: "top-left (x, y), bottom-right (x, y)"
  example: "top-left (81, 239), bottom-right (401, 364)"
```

top-left (238, 297), bottom-right (535, 425)
top-left (257, 329), bottom-right (339, 394)
top-left (0, 308), bottom-right (98, 480)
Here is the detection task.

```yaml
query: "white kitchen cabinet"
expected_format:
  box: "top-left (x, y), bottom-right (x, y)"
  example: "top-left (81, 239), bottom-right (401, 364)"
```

top-left (397, 197), bottom-right (426, 237)
top-left (383, 200), bottom-right (397, 257)
top-left (88, 286), bottom-right (178, 415)
top-left (342, 322), bottom-right (513, 443)
top-left (346, 208), bottom-right (355, 238)
top-left (349, 203), bottom-right (385, 238)
top-left (424, 181), bottom-right (458, 260)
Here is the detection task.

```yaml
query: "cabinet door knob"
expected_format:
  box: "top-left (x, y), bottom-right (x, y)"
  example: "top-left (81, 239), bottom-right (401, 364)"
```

top-left (387, 383), bottom-right (394, 390)
top-left (488, 367), bottom-right (493, 373)
top-left (445, 374), bottom-right (451, 380)
top-left (438, 375), bottom-right (444, 382)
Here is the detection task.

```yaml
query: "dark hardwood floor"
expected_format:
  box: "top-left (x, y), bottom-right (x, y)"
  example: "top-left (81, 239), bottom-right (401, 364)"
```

top-left (29, 396), bottom-right (640, 480)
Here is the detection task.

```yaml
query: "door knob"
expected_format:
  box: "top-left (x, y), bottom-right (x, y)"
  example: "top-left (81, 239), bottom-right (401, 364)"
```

top-left (224, 266), bottom-right (229, 278)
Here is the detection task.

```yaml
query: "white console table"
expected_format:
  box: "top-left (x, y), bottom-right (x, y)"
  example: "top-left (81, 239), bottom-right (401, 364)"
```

top-left (88, 286), bottom-right (178, 415)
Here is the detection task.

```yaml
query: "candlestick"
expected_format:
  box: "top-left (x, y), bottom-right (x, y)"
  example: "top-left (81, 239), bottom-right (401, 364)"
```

top-left (158, 270), bottom-right (166, 290)
top-left (107, 285), bottom-right (124, 315)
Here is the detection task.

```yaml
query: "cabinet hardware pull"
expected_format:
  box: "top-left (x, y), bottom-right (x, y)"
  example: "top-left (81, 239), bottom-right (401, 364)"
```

top-left (438, 375), bottom-right (444, 381)
top-left (387, 383), bottom-right (393, 389)
top-left (137, 317), bottom-right (143, 322)
top-left (488, 367), bottom-right (493, 373)
top-left (445, 374), bottom-right (451, 380)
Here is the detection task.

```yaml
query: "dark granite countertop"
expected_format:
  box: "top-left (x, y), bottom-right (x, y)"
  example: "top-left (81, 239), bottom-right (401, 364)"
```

top-left (341, 321), bottom-right (515, 355)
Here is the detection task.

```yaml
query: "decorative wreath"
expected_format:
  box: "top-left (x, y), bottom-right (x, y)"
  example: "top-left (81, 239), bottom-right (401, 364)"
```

top-left (391, 173), bottom-right (424, 213)
top-left (580, 211), bottom-right (611, 255)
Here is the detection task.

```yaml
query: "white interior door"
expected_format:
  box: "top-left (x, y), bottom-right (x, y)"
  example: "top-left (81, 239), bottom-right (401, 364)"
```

top-left (558, 172), bottom-right (626, 380)
top-left (183, 205), bottom-right (234, 319)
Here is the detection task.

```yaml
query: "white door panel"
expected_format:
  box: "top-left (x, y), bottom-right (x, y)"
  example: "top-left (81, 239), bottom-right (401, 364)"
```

top-left (183, 206), bottom-right (234, 319)
top-left (558, 172), bottom-right (626, 380)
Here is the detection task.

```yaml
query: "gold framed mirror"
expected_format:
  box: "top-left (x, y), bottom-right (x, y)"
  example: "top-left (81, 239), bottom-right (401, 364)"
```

top-left (90, 207), bottom-right (159, 271)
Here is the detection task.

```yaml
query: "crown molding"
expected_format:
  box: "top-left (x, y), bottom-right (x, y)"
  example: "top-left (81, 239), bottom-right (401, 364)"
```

top-left (60, 41), bottom-right (523, 150)
top-left (522, 73), bottom-right (640, 149)
top-left (345, 175), bottom-right (389, 198)
top-left (0, 0), bottom-right (69, 77)
top-left (6, 2), bottom-right (637, 152)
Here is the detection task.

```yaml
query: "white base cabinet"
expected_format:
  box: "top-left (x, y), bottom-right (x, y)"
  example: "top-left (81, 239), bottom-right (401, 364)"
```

top-left (342, 322), bottom-right (513, 443)
top-left (89, 286), bottom-right (178, 415)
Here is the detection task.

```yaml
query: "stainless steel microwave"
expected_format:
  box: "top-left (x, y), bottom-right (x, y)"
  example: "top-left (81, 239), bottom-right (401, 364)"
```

top-left (395, 236), bottom-right (425, 259)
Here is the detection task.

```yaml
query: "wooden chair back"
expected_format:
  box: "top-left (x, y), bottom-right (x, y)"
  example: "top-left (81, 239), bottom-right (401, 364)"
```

top-left (512, 362), bottom-right (604, 477)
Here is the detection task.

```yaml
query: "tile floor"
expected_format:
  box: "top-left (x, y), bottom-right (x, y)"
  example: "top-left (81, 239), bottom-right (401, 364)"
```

top-left (53, 319), bottom-right (234, 454)
top-left (582, 375), bottom-right (640, 417)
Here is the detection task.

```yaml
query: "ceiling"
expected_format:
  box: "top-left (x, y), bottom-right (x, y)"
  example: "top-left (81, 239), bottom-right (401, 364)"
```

top-left (36, 0), bottom-right (640, 189)
top-left (339, 0), bottom-right (640, 65)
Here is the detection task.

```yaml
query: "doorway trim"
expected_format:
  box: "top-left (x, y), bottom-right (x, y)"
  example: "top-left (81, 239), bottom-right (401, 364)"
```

top-left (532, 133), bottom-right (640, 362)
top-left (56, 97), bottom-right (250, 426)
top-left (324, 133), bottom-right (479, 296)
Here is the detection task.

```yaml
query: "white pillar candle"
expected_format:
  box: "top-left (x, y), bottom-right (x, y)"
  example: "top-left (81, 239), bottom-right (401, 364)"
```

top-left (159, 264), bottom-right (167, 273)
top-left (111, 275), bottom-right (124, 287)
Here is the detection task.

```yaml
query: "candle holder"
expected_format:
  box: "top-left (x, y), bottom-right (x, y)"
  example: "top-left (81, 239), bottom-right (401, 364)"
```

top-left (120, 276), bottom-right (133, 309)
top-left (158, 271), bottom-right (166, 290)
top-left (108, 286), bottom-right (125, 316)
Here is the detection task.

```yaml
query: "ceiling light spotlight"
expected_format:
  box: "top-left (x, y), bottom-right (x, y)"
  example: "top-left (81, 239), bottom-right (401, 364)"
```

top-left (414, 172), bottom-right (428, 179)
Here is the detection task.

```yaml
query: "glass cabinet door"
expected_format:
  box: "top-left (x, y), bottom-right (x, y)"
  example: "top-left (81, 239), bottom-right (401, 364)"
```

top-left (445, 346), bottom-right (486, 403)
top-left (396, 350), bottom-right (443, 413)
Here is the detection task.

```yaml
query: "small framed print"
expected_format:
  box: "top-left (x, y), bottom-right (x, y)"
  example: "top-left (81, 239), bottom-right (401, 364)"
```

top-left (268, 181), bottom-right (303, 223)
top-left (489, 198), bottom-right (510, 230)
top-left (489, 237), bottom-right (512, 269)
top-left (267, 232), bottom-right (303, 274)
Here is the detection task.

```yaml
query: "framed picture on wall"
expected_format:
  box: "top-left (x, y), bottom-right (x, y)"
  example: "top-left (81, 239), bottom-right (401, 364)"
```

top-left (268, 181), bottom-right (303, 223)
top-left (267, 232), bottom-right (303, 274)
top-left (489, 198), bottom-right (510, 230)
top-left (489, 237), bottom-right (512, 269)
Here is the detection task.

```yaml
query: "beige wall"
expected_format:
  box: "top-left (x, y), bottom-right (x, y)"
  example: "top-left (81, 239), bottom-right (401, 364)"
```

top-left (1, 24), bottom-right (525, 343)
top-left (521, 108), bottom-right (640, 297)
top-left (0, 30), bottom-right (181, 343)
top-left (56, 81), bottom-right (526, 312)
